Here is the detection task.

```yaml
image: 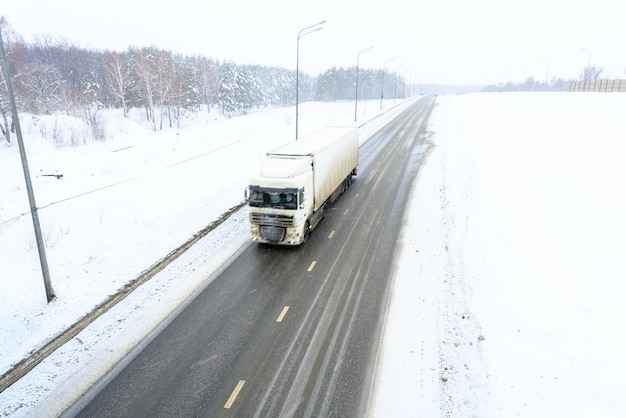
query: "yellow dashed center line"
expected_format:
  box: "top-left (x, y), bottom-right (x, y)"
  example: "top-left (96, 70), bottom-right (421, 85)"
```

top-left (308, 261), bottom-right (317, 272)
top-left (328, 230), bottom-right (335, 239)
top-left (343, 209), bottom-right (350, 215)
top-left (224, 380), bottom-right (245, 409)
top-left (276, 306), bottom-right (290, 322)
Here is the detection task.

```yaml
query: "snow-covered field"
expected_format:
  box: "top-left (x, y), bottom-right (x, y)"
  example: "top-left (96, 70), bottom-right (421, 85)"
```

top-left (371, 92), bottom-right (626, 418)
top-left (1, 93), bottom-right (625, 417)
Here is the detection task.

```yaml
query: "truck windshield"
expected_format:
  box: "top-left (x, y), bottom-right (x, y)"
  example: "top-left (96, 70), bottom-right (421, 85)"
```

top-left (248, 188), bottom-right (298, 210)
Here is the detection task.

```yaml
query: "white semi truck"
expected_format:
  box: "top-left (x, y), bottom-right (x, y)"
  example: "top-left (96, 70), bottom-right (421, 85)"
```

top-left (245, 126), bottom-right (359, 245)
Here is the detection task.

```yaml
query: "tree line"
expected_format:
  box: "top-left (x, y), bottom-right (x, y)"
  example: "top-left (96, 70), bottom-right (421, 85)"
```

top-left (482, 65), bottom-right (606, 93)
top-left (0, 18), bottom-right (404, 144)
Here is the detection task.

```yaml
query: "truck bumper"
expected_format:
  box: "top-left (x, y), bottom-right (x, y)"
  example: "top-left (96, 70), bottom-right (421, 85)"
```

top-left (250, 225), bottom-right (304, 246)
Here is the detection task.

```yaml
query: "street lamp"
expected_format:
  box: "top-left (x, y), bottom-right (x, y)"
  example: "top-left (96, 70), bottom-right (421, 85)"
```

top-left (393, 63), bottom-right (405, 104)
top-left (296, 20), bottom-right (326, 139)
top-left (402, 66), bottom-right (412, 98)
top-left (380, 57), bottom-right (396, 110)
top-left (354, 46), bottom-right (374, 122)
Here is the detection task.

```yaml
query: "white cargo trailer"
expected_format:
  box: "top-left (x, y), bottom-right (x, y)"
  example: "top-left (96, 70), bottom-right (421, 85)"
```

top-left (246, 126), bottom-right (358, 245)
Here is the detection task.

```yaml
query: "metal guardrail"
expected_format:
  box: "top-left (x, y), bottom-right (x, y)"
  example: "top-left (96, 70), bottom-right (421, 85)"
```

top-left (0, 201), bottom-right (246, 394)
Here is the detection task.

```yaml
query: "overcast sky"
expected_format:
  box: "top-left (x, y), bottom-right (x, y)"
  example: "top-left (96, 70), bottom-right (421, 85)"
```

top-left (2, 0), bottom-right (625, 85)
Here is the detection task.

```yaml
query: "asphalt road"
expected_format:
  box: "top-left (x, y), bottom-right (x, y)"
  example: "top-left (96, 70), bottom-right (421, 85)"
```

top-left (71, 96), bottom-right (435, 418)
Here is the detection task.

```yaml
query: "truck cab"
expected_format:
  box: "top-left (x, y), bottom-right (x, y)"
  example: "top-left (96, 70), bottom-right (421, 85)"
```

top-left (246, 156), bottom-right (314, 245)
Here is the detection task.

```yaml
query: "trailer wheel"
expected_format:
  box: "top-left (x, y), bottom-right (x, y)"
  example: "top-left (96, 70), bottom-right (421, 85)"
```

top-left (344, 175), bottom-right (352, 190)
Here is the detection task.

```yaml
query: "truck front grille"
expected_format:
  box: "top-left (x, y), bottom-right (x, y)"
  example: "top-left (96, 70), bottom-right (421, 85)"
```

top-left (260, 226), bottom-right (286, 242)
top-left (251, 213), bottom-right (293, 227)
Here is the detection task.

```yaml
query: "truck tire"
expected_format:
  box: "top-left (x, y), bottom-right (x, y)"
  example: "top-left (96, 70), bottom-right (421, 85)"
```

top-left (303, 221), bottom-right (311, 243)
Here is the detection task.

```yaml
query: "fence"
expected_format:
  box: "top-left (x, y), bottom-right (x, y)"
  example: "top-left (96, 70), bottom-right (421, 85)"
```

top-left (570, 79), bottom-right (626, 92)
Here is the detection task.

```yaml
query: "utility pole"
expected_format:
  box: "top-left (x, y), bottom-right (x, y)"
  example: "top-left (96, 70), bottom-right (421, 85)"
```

top-left (1, 32), bottom-right (55, 302)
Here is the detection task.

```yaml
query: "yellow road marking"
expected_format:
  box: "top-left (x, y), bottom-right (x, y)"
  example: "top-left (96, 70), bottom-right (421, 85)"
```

top-left (224, 380), bottom-right (245, 409)
top-left (353, 192), bottom-right (360, 199)
top-left (308, 261), bottom-right (317, 272)
top-left (328, 230), bottom-right (335, 239)
top-left (343, 209), bottom-right (350, 215)
top-left (276, 306), bottom-right (290, 322)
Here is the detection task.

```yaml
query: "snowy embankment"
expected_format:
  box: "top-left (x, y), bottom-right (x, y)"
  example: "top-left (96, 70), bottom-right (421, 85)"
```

top-left (371, 92), bottom-right (626, 418)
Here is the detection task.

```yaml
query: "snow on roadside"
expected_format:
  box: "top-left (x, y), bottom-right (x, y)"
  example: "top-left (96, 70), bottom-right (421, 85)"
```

top-left (372, 92), bottom-right (626, 418)
top-left (368, 112), bottom-right (442, 416)
top-left (370, 93), bottom-right (489, 417)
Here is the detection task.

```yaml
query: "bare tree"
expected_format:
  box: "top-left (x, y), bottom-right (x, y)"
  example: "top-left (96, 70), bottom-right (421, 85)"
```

top-left (130, 47), bottom-right (157, 130)
top-left (104, 51), bottom-right (131, 117)
top-left (169, 53), bottom-right (192, 128)
top-left (581, 65), bottom-right (604, 82)
top-left (0, 19), bottom-right (12, 143)
top-left (17, 63), bottom-right (62, 114)
top-left (195, 56), bottom-right (219, 113)
top-left (0, 17), bottom-right (27, 143)
top-left (152, 49), bottom-right (178, 130)
top-left (0, 62), bottom-right (8, 142)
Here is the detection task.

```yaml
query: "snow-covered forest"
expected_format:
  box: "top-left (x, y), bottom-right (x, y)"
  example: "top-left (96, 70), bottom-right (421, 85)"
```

top-left (1, 17), bottom-right (407, 145)
top-left (3, 15), bottom-right (613, 146)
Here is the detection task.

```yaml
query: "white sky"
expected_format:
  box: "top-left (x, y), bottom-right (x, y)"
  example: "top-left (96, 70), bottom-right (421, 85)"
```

top-left (2, 0), bottom-right (625, 85)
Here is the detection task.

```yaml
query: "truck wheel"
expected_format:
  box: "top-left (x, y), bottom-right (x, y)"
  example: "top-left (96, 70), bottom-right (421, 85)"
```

top-left (304, 221), bottom-right (311, 243)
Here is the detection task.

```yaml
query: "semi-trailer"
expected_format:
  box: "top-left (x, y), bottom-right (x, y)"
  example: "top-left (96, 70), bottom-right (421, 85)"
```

top-left (245, 126), bottom-right (358, 245)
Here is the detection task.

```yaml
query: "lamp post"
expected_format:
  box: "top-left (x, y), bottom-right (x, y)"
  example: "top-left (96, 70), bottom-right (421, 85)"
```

top-left (407, 71), bottom-right (415, 97)
top-left (402, 66), bottom-right (412, 98)
top-left (380, 57), bottom-right (396, 110)
top-left (296, 20), bottom-right (326, 139)
top-left (354, 46), bottom-right (374, 122)
top-left (393, 63), bottom-right (405, 104)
